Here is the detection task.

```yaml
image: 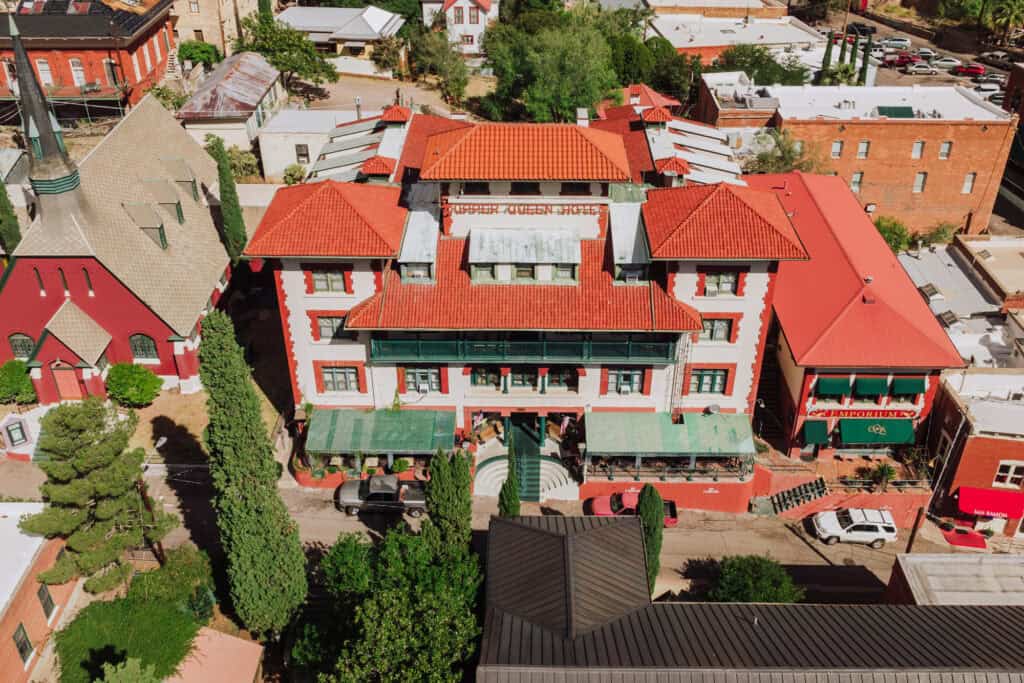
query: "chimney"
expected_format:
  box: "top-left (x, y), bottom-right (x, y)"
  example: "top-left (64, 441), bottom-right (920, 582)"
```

top-left (576, 108), bottom-right (589, 127)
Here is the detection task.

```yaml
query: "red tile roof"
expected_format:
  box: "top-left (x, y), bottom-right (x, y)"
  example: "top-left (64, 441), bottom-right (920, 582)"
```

top-left (443, 0), bottom-right (491, 11)
top-left (642, 184), bottom-right (808, 261)
top-left (380, 105), bottom-right (411, 123)
top-left (394, 114), bottom-right (473, 182)
top-left (361, 155), bottom-right (397, 176)
top-left (641, 106), bottom-right (673, 123)
top-left (346, 238), bottom-right (700, 332)
top-left (746, 173), bottom-right (964, 369)
top-left (419, 124), bottom-right (632, 182)
top-left (625, 84), bottom-right (681, 108)
top-left (589, 116), bottom-right (653, 184)
top-left (244, 181), bottom-right (407, 258)
top-left (655, 156), bottom-right (691, 176)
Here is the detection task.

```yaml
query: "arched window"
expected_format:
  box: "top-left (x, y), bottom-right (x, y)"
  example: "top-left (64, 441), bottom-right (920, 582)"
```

top-left (82, 268), bottom-right (93, 295)
top-left (129, 334), bottom-right (158, 361)
top-left (8, 334), bottom-right (34, 359)
top-left (58, 267), bottom-right (68, 294)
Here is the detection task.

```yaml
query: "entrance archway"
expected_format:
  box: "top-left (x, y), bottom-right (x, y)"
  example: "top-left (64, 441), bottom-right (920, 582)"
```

top-left (51, 361), bottom-right (82, 401)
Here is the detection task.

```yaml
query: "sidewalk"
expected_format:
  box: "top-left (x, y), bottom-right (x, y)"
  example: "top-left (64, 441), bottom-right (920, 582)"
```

top-left (0, 458), bottom-right (45, 500)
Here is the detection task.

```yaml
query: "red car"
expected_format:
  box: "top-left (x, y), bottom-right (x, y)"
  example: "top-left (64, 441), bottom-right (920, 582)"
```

top-left (587, 491), bottom-right (679, 528)
top-left (953, 63), bottom-right (986, 76)
top-left (884, 51), bottom-right (920, 68)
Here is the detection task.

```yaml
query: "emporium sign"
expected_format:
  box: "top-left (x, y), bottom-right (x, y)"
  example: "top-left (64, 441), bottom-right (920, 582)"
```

top-left (807, 408), bottom-right (917, 418)
top-left (446, 203), bottom-right (603, 216)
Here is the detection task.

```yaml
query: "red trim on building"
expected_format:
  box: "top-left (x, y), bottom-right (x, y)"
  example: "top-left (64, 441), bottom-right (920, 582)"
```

top-left (440, 365), bottom-right (450, 394)
top-left (373, 261), bottom-right (384, 293)
top-left (576, 367), bottom-right (587, 376)
top-left (500, 367), bottom-right (511, 376)
top-left (273, 266), bottom-right (303, 406)
top-left (538, 367), bottom-right (550, 376)
top-left (745, 269), bottom-right (775, 413)
top-left (701, 312), bottom-right (744, 344)
top-left (302, 263), bottom-right (355, 294)
top-left (312, 360), bottom-right (368, 394)
top-left (736, 271), bottom-right (748, 296)
top-left (343, 269), bottom-right (354, 294)
top-left (682, 362), bottom-right (739, 396)
top-left (462, 366), bottom-right (473, 376)
top-left (599, 367), bottom-right (609, 394)
top-left (696, 265), bottom-right (751, 297)
top-left (695, 271), bottom-right (706, 298)
top-left (306, 309), bottom-right (349, 342)
top-left (642, 368), bottom-right (653, 395)
top-left (396, 366), bottom-right (407, 393)
top-left (303, 269), bottom-right (314, 294)
top-left (667, 263), bottom-right (678, 298)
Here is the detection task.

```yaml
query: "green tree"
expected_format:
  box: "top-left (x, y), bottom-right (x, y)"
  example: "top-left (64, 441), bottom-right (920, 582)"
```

top-left (607, 32), bottom-right (655, 86)
top-left (637, 484), bottom-right (663, 592)
top-left (258, 0), bottom-right (272, 20)
top-left (371, 35), bottom-right (405, 74)
top-left (523, 24), bottom-right (618, 121)
top-left (647, 36), bottom-right (702, 103)
top-left (177, 40), bottom-right (223, 68)
top-left (874, 215), bottom-right (911, 253)
top-left (99, 658), bottom-right (162, 683)
top-left (0, 180), bottom-right (21, 252)
top-left (498, 445), bottom-right (520, 518)
top-left (204, 135), bottom-right (247, 264)
top-left (818, 31), bottom-right (834, 84)
top-left (145, 84), bottom-right (188, 110)
top-left (819, 62), bottom-right (857, 85)
top-left (0, 359), bottom-right (36, 404)
top-left (283, 163), bottom-right (305, 185)
top-left (199, 310), bottom-right (307, 636)
top-left (708, 555), bottom-right (804, 603)
top-left (712, 44), bottom-right (808, 85)
top-left (105, 363), bottom-right (162, 407)
top-left (858, 36), bottom-right (872, 85)
top-left (871, 462), bottom-right (897, 492)
top-left (234, 15), bottom-right (339, 90)
top-left (849, 34), bottom-right (860, 64)
top-left (226, 145), bottom-right (260, 178)
top-left (19, 399), bottom-right (176, 593)
top-left (745, 129), bottom-right (822, 174)
top-left (838, 34), bottom-right (848, 63)
top-left (425, 449), bottom-right (473, 551)
top-left (993, 0), bottom-right (1024, 39)
top-left (411, 29), bottom-right (468, 104)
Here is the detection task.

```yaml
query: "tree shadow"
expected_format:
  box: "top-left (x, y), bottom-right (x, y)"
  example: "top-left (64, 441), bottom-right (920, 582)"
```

top-left (289, 80), bottom-right (329, 102)
top-left (781, 564), bottom-right (886, 604)
top-left (84, 645), bottom-right (126, 681)
top-left (151, 415), bottom-right (206, 465)
top-left (539, 506), bottom-right (564, 516)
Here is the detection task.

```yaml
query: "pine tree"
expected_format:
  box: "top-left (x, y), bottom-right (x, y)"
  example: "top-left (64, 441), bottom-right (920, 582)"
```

top-left (0, 181), bottom-right (20, 253)
top-left (817, 32), bottom-right (834, 85)
top-left (199, 310), bottom-right (307, 636)
top-left (858, 36), bottom-right (872, 85)
top-left (204, 135), bottom-right (247, 264)
top-left (19, 399), bottom-right (176, 593)
top-left (637, 484), bottom-right (664, 593)
top-left (425, 449), bottom-right (473, 552)
top-left (498, 444), bottom-right (520, 518)
top-left (258, 0), bottom-right (273, 21)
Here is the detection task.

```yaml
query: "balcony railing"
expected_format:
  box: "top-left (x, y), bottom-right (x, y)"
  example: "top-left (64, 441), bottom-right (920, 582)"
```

top-left (369, 335), bottom-right (677, 363)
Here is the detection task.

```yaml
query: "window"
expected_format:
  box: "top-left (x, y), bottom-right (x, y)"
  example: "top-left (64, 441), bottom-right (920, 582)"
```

top-left (295, 144), bottom-right (309, 164)
top-left (96, 353), bottom-right (108, 372)
top-left (554, 264), bottom-right (575, 282)
top-left (830, 140), bottom-right (843, 158)
top-left (607, 368), bottom-right (642, 394)
top-left (453, 6), bottom-right (464, 22)
top-left (33, 268), bottom-right (44, 295)
top-left (471, 366), bottom-right (501, 388)
top-left (703, 271), bottom-right (738, 296)
top-left (962, 172), bottom-right (977, 194)
top-left (58, 267), bottom-right (68, 294)
top-left (142, 44), bottom-right (153, 73)
top-left (405, 367), bottom-right (441, 392)
top-left (547, 366), bottom-right (577, 390)
top-left (321, 366), bottom-right (359, 392)
top-left (193, 30), bottom-right (205, 42)
top-left (689, 368), bottom-right (728, 394)
top-left (470, 6), bottom-right (480, 22)
top-left (514, 264), bottom-right (534, 281)
top-left (12, 624), bottom-right (32, 664)
top-left (153, 34), bottom-right (162, 61)
top-left (462, 181), bottom-right (489, 195)
top-left (129, 334), bottom-right (158, 361)
top-left (318, 317), bottom-right (345, 341)
top-left (939, 141), bottom-right (952, 159)
top-left (103, 59), bottom-right (118, 87)
top-left (857, 140), bottom-right (869, 159)
top-left (994, 461), bottom-right (1024, 487)
top-left (163, 28), bottom-right (171, 54)
top-left (561, 182), bottom-right (590, 196)
top-left (37, 584), bottom-right (54, 620)
top-left (913, 171), bottom-right (927, 194)
top-left (8, 334), bottom-right (34, 359)
top-left (131, 53), bottom-right (141, 82)
top-left (402, 263), bottom-right (431, 281)
top-left (510, 368), bottom-right (538, 387)
top-left (69, 58), bottom-right (85, 87)
top-left (312, 269), bottom-right (347, 292)
top-left (700, 319), bottom-right (732, 342)
top-left (510, 181), bottom-right (540, 195)
top-left (912, 140), bottom-right (924, 159)
top-left (618, 265), bottom-right (646, 284)
top-left (35, 59), bottom-right (52, 86)
top-left (6, 422), bottom-right (27, 446)
top-left (850, 171), bottom-right (863, 194)
top-left (188, 0), bottom-right (199, 12)
top-left (472, 264), bottom-right (495, 281)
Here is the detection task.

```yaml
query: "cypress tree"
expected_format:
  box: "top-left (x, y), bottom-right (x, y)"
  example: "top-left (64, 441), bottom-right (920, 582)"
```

top-left (425, 449), bottom-right (473, 553)
top-left (498, 444), bottom-right (520, 518)
top-left (817, 32), bottom-right (834, 84)
top-left (850, 34), bottom-right (860, 65)
top-left (258, 0), bottom-right (273, 21)
top-left (858, 36), bottom-right (872, 85)
top-left (204, 135), bottom-right (247, 264)
top-left (199, 310), bottom-right (307, 636)
top-left (637, 484), bottom-right (664, 593)
top-left (19, 399), bottom-right (177, 593)
top-left (0, 181), bottom-right (20, 253)
top-left (838, 33), bottom-right (848, 64)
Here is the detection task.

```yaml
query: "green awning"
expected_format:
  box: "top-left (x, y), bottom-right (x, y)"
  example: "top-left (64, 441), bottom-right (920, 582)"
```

top-left (305, 409), bottom-right (456, 455)
top-left (585, 412), bottom-right (755, 457)
top-left (892, 377), bottom-right (927, 395)
top-left (802, 420), bottom-right (830, 446)
top-left (838, 418), bottom-right (915, 445)
top-left (854, 377), bottom-right (888, 397)
top-left (815, 377), bottom-right (852, 396)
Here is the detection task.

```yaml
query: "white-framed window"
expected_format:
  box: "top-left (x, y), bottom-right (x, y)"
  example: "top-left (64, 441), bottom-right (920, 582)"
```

top-left (514, 264), bottom-right (534, 281)
top-left (312, 269), bottom-right (346, 292)
top-left (994, 461), bottom-right (1024, 488)
top-left (37, 584), bottom-right (54, 620)
top-left (689, 368), bottom-right (728, 394)
top-left (469, 6), bottom-right (479, 23)
top-left (607, 368), bottom-right (642, 394)
top-left (321, 366), bottom-right (359, 392)
top-left (962, 172), bottom-right (977, 194)
top-left (461, 34), bottom-right (474, 46)
top-left (471, 264), bottom-right (495, 282)
top-left (405, 367), bottom-right (441, 393)
top-left (131, 53), bottom-right (141, 82)
top-left (700, 318), bottom-right (732, 342)
top-left (317, 317), bottom-right (345, 341)
top-left (453, 6), bottom-right (464, 22)
top-left (851, 171), bottom-right (863, 194)
top-left (830, 140), bottom-right (843, 158)
top-left (69, 58), bottom-right (85, 86)
top-left (857, 140), bottom-right (869, 159)
top-left (702, 271), bottom-right (738, 296)
top-left (188, 0), bottom-right (199, 11)
top-left (912, 140), bottom-right (924, 159)
top-left (939, 141), bottom-right (952, 159)
top-left (35, 59), bottom-right (52, 86)
top-left (295, 144), bottom-right (309, 164)
top-left (913, 172), bottom-right (927, 194)
top-left (554, 264), bottom-right (575, 282)
top-left (153, 35), bottom-right (162, 61)
top-left (13, 623), bottom-right (33, 664)
top-left (142, 44), bottom-right (153, 73)
top-left (402, 263), bottom-right (431, 281)
top-left (103, 58), bottom-right (119, 87)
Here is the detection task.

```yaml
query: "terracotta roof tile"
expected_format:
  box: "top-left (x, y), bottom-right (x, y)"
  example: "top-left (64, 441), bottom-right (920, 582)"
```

top-left (380, 105), bottom-right (411, 123)
top-left (346, 238), bottom-right (700, 332)
top-left (641, 106), bottom-right (673, 123)
top-left (419, 124), bottom-right (632, 182)
top-left (393, 113), bottom-right (473, 182)
top-left (443, 0), bottom-right (491, 10)
top-left (244, 181), bottom-right (406, 258)
top-left (589, 116), bottom-right (653, 184)
top-left (624, 84), bottom-right (680, 108)
top-left (361, 155), bottom-right (397, 175)
top-left (655, 156), bottom-right (691, 176)
top-left (642, 184), bottom-right (808, 261)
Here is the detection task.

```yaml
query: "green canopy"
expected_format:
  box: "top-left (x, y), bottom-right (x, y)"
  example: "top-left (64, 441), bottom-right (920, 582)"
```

top-left (585, 411), bottom-right (755, 457)
top-left (854, 377), bottom-right (888, 397)
top-left (305, 409), bottom-right (456, 455)
top-left (892, 377), bottom-right (927, 395)
top-left (816, 377), bottom-right (852, 396)
top-left (838, 418), bottom-right (915, 445)
top-left (802, 420), bottom-right (830, 446)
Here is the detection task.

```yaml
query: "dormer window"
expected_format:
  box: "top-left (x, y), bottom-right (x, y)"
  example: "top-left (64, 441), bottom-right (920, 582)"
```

top-left (560, 182), bottom-right (590, 196)
top-left (616, 265), bottom-right (647, 284)
top-left (162, 158), bottom-right (199, 201)
top-left (145, 179), bottom-right (184, 224)
top-left (123, 203), bottom-right (167, 249)
top-left (554, 264), bottom-right (576, 282)
top-left (472, 264), bottom-right (495, 282)
top-left (401, 263), bottom-right (432, 282)
top-left (514, 264), bottom-right (535, 281)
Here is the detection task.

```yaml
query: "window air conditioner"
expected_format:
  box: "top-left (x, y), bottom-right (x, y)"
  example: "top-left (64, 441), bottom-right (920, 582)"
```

top-left (417, 383), bottom-right (430, 393)
top-left (619, 385), bottom-right (632, 395)
top-left (704, 283), bottom-right (719, 296)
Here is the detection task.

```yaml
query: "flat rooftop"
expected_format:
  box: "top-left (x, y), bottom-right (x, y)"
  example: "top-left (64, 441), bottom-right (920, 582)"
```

top-left (897, 554), bottom-right (1024, 605)
top-left (943, 369), bottom-right (1024, 436)
top-left (647, 15), bottom-right (821, 50)
top-left (898, 246), bottom-right (1001, 319)
top-left (765, 84), bottom-right (1009, 121)
top-left (0, 503), bottom-right (46, 617)
top-left (260, 109), bottom-right (382, 134)
top-left (647, 0), bottom-right (767, 6)
top-left (958, 236), bottom-right (1024, 298)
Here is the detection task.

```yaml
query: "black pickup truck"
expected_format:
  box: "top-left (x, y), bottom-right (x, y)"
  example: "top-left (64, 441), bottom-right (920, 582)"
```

top-left (334, 474), bottom-right (427, 517)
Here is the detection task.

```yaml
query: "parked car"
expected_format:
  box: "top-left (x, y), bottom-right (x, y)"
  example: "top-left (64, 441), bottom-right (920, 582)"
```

top-left (915, 47), bottom-right (937, 60)
top-left (990, 92), bottom-right (1006, 105)
top-left (953, 62), bottom-right (986, 76)
top-left (846, 21), bottom-right (876, 36)
top-left (885, 52), bottom-right (920, 67)
top-left (812, 508), bottom-right (898, 548)
top-left (974, 82), bottom-right (1002, 94)
top-left (881, 36), bottom-right (912, 50)
top-left (587, 491), bottom-right (680, 528)
top-left (904, 62), bottom-right (938, 75)
top-left (931, 56), bottom-right (963, 70)
top-left (869, 47), bottom-right (887, 59)
top-left (975, 72), bottom-right (1007, 84)
top-left (335, 474), bottom-right (427, 517)
top-left (980, 50), bottom-right (1011, 69)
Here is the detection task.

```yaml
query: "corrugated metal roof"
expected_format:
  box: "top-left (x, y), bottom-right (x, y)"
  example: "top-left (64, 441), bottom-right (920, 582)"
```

top-left (585, 412), bottom-right (755, 456)
top-left (468, 229), bottom-right (581, 265)
top-left (305, 409), bottom-right (455, 454)
top-left (177, 52), bottom-right (279, 120)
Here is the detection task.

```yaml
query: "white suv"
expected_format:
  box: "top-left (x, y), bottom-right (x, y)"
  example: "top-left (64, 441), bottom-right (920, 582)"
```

top-left (812, 508), bottom-right (898, 549)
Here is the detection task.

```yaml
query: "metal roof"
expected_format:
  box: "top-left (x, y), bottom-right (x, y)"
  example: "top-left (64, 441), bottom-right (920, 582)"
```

top-left (305, 409), bottom-right (455, 455)
top-left (585, 411), bottom-right (755, 456)
top-left (895, 553), bottom-right (1024, 606)
top-left (0, 0), bottom-right (173, 41)
top-left (468, 228), bottom-right (581, 265)
top-left (177, 52), bottom-right (279, 121)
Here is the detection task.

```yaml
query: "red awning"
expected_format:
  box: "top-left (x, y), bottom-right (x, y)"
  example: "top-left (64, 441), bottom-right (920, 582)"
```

top-left (958, 486), bottom-right (1024, 519)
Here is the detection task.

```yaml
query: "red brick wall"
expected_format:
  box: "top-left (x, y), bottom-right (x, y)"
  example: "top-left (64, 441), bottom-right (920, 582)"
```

top-left (779, 116), bottom-right (1017, 233)
top-left (947, 434), bottom-right (1024, 535)
top-left (0, 539), bottom-right (75, 683)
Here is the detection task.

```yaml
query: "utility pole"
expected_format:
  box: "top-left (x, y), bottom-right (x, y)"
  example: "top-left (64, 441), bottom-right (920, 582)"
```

top-left (841, 0), bottom-right (853, 44)
top-left (904, 506), bottom-right (925, 554)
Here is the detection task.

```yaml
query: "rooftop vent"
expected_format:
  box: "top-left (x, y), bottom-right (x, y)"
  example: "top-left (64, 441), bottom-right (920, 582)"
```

top-left (938, 310), bottom-right (959, 327)
top-left (978, 249), bottom-right (993, 260)
top-left (863, 275), bottom-right (873, 284)
top-left (919, 283), bottom-right (943, 300)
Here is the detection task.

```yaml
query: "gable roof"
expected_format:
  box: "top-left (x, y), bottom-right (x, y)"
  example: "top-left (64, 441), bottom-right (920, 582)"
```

top-left (176, 52), bottom-right (279, 121)
top-left (442, 0), bottom-right (492, 11)
top-left (44, 300), bottom-right (111, 365)
top-left (486, 516), bottom-right (650, 639)
top-left (244, 181), bottom-right (406, 258)
top-left (13, 96), bottom-right (228, 336)
top-left (642, 183), bottom-right (808, 261)
top-left (419, 124), bottom-right (632, 182)
top-left (746, 173), bottom-right (964, 369)
top-left (361, 155), bottom-right (397, 176)
top-left (589, 115), bottom-right (654, 184)
top-left (641, 106), bottom-right (673, 123)
top-left (393, 113), bottom-right (473, 182)
top-left (380, 104), bottom-right (411, 123)
top-left (277, 6), bottom-right (405, 40)
top-left (625, 83), bottom-right (681, 108)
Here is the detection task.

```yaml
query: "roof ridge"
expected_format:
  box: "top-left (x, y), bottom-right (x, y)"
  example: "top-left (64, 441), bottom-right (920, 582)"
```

top-left (421, 125), bottom-right (476, 176)
top-left (796, 173), bottom-right (862, 279)
top-left (247, 182), bottom-right (326, 251)
top-left (654, 184), bottom-right (719, 253)
top-left (335, 183), bottom-right (401, 252)
top-left (576, 126), bottom-right (632, 178)
top-left (726, 184), bottom-right (805, 255)
top-left (797, 285), bottom-right (868, 362)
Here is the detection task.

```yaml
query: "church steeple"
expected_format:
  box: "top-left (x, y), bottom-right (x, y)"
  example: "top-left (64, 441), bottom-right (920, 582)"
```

top-left (10, 15), bottom-right (79, 194)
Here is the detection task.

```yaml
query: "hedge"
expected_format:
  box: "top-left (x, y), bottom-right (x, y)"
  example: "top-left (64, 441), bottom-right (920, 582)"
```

top-left (105, 363), bottom-right (162, 407)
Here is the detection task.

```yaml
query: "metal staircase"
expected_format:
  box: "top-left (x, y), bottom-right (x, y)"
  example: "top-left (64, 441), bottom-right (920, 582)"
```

top-left (770, 477), bottom-right (828, 514)
top-left (511, 416), bottom-right (542, 503)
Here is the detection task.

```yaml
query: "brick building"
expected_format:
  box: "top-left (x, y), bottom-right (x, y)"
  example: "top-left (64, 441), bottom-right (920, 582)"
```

top-left (169, 0), bottom-right (258, 54)
top-left (645, 14), bottom-right (822, 62)
top-left (696, 76), bottom-right (1017, 232)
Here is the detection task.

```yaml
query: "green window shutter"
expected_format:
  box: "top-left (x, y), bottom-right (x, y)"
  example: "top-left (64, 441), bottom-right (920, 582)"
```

top-left (891, 377), bottom-right (927, 395)
top-left (815, 377), bottom-right (852, 396)
top-left (838, 419), bottom-right (915, 445)
top-left (802, 420), bottom-right (830, 445)
top-left (175, 201), bottom-right (184, 224)
top-left (854, 377), bottom-right (888, 397)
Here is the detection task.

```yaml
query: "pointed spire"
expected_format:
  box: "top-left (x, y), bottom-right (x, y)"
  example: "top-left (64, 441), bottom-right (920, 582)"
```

top-left (10, 14), bottom-right (79, 194)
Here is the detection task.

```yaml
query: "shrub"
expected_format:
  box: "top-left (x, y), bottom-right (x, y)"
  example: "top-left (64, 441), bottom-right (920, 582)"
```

top-left (99, 658), bottom-right (161, 683)
top-left (498, 446), bottom-right (520, 518)
top-left (708, 555), bottom-right (804, 603)
top-left (283, 163), bottom-right (305, 185)
top-left (128, 546), bottom-right (214, 612)
top-left (391, 458), bottom-right (409, 474)
top-left (874, 216), bottom-right (910, 253)
top-left (0, 359), bottom-right (36, 404)
top-left (922, 222), bottom-right (956, 246)
top-left (226, 145), bottom-right (260, 178)
top-left (177, 40), bottom-right (222, 68)
top-left (105, 363), bottom-right (162, 407)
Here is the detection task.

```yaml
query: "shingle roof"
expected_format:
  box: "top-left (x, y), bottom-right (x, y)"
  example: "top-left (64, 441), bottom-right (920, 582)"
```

top-left (244, 181), bottom-right (406, 258)
top-left (13, 96), bottom-right (229, 336)
top-left (419, 124), bottom-right (632, 182)
top-left (44, 300), bottom-right (111, 365)
top-left (642, 183), bottom-right (808, 261)
top-left (747, 173), bottom-right (964, 369)
top-left (0, 0), bottom-right (172, 40)
top-left (345, 238), bottom-right (701, 332)
top-left (176, 52), bottom-right (279, 121)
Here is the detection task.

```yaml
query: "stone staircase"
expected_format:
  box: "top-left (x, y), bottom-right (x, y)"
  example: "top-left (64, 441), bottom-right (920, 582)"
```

top-left (165, 50), bottom-right (181, 80)
top-left (473, 456), bottom-right (579, 502)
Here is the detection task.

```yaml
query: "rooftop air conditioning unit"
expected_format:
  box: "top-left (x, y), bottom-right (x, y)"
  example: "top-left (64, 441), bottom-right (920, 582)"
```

top-left (619, 385), bottom-right (632, 395)
top-left (417, 383), bottom-right (430, 394)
